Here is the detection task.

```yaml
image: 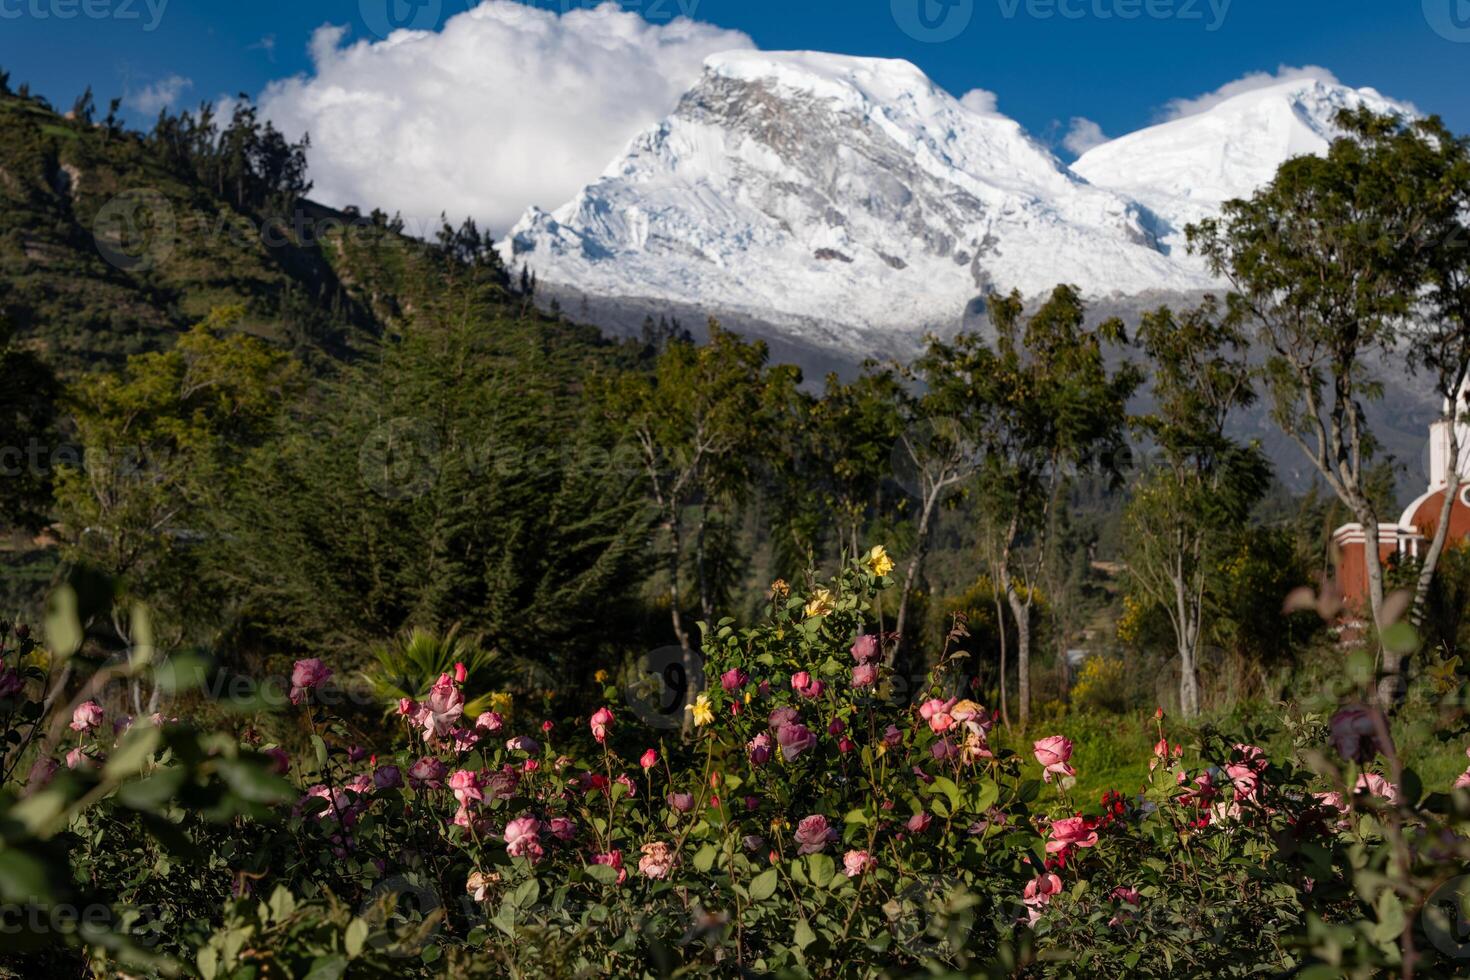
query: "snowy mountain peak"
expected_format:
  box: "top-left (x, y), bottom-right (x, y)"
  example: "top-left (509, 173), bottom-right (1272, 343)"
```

top-left (1073, 76), bottom-right (1414, 252)
top-left (503, 51), bottom-right (1209, 354)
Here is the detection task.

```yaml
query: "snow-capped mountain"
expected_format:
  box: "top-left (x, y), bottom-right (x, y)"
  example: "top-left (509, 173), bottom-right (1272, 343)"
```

top-left (502, 54), bottom-right (1412, 355)
top-left (503, 51), bottom-right (1211, 354)
top-left (1073, 76), bottom-right (1412, 259)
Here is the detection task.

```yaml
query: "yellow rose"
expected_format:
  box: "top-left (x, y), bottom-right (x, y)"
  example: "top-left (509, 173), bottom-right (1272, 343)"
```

top-left (863, 545), bottom-right (895, 578)
top-left (803, 588), bottom-right (836, 618)
top-left (594, 669), bottom-right (609, 684)
top-left (689, 694), bottom-right (714, 727)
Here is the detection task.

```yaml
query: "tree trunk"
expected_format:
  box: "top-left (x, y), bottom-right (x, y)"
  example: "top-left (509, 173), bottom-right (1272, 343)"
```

top-left (994, 587), bottom-right (1010, 729)
top-left (1411, 418), bottom-right (1462, 627)
top-left (694, 507), bottom-right (714, 626)
top-left (1359, 515), bottom-right (1398, 704)
top-left (892, 490), bottom-right (940, 670)
top-left (1006, 584), bottom-right (1031, 729)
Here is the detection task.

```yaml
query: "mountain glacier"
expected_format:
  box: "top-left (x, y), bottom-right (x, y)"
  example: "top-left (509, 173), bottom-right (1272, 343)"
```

top-left (502, 53), bottom-right (1411, 355)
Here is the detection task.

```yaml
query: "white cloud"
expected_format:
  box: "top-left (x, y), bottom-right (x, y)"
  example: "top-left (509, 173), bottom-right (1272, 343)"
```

top-left (126, 74), bottom-right (192, 115)
top-left (1061, 117), bottom-right (1108, 156)
top-left (958, 88), bottom-right (1000, 116)
top-left (258, 1), bottom-right (753, 236)
top-left (1158, 65), bottom-right (1340, 121)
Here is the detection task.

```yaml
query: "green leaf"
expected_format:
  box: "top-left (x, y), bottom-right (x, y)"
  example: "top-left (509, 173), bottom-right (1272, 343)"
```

top-left (808, 853), bottom-right (835, 889)
top-left (104, 724), bottom-right (162, 779)
top-left (794, 918), bottom-right (817, 950)
top-left (0, 849), bottom-right (52, 903)
top-left (344, 918), bottom-right (368, 958)
top-left (693, 843), bottom-right (717, 873)
top-left (303, 954), bottom-right (347, 980)
top-left (749, 868), bottom-right (779, 902)
top-left (117, 766), bottom-right (188, 811)
top-left (584, 863), bottom-right (620, 885)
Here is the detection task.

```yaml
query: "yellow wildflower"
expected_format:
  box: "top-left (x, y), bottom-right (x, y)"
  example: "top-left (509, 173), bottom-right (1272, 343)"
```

top-left (804, 587), bottom-right (836, 618)
top-left (863, 545), bottom-right (895, 578)
top-left (488, 692), bottom-right (513, 714)
top-left (689, 694), bottom-right (714, 727)
top-left (594, 669), bottom-right (609, 684)
top-left (770, 579), bottom-right (790, 600)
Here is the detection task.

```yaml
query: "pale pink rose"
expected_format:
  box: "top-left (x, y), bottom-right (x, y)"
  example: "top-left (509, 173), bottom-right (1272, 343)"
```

top-left (593, 849), bottom-right (626, 884)
top-left (65, 746), bottom-right (98, 770)
top-left (504, 816), bottom-right (543, 862)
top-left (466, 870), bottom-right (495, 902)
top-left (474, 711), bottom-right (503, 734)
top-left (907, 811), bottom-right (933, 833)
top-left (69, 699), bottom-right (104, 733)
top-left (449, 769), bottom-right (484, 806)
top-left (1023, 873), bottom-right (1063, 908)
top-left (407, 756), bottom-right (446, 790)
top-left (1045, 816), bottom-right (1099, 854)
top-left (1314, 790), bottom-right (1348, 813)
top-left (1354, 772), bottom-right (1400, 804)
top-left (1225, 762), bottom-right (1263, 801)
top-left (638, 841), bottom-right (676, 879)
top-left (343, 773), bottom-right (374, 795)
top-left (1454, 769), bottom-right (1470, 790)
top-left (416, 673), bottom-right (464, 740)
top-left (793, 814), bottom-right (837, 854)
top-left (747, 732), bottom-right (773, 766)
top-left (776, 723), bottom-right (816, 761)
top-left (768, 706), bottom-right (800, 730)
top-left (852, 663), bottom-right (878, 688)
top-left (850, 634), bottom-right (880, 664)
top-left (1033, 736), bottom-right (1075, 783)
top-left (1329, 706), bottom-right (1387, 763)
top-left (589, 706), bottom-right (614, 744)
top-left (452, 805), bottom-right (492, 836)
top-left (289, 659), bottom-right (332, 705)
top-left (843, 849), bottom-right (876, 877)
top-left (720, 668), bottom-right (748, 692)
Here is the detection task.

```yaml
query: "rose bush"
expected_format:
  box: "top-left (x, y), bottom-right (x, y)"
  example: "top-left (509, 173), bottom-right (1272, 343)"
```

top-left (5, 559), bottom-right (1470, 977)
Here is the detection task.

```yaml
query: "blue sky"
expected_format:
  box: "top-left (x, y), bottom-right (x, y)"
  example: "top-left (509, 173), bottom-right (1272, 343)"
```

top-left (3, 0), bottom-right (1466, 234)
top-left (3, 0), bottom-right (1465, 136)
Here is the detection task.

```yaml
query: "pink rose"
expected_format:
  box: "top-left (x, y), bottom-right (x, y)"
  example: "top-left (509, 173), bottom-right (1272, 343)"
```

top-left (638, 841), bottom-right (676, 879)
top-left (475, 711), bottom-right (504, 735)
top-left (793, 814), bottom-right (837, 854)
top-left (454, 662), bottom-right (467, 684)
top-left (26, 756), bottom-right (59, 792)
top-left (416, 673), bottom-right (465, 741)
top-left (69, 699), bottom-right (104, 733)
top-left (1023, 873), bottom-right (1063, 908)
top-left (843, 849), bottom-right (876, 877)
top-left (289, 659), bottom-right (332, 705)
top-left (667, 792), bottom-right (695, 814)
top-left (1033, 736), bottom-right (1075, 783)
top-left (920, 698), bottom-right (957, 734)
top-left (747, 732), bottom-right (773, 766)
top-left (776, 723), bottom-right (816, 761)
top-left (373, 765), bottom-right (402, 790)
top-left (791, 672), bottom-right (825, 699)
top-left (589, 706), bottom-right (614, 744)
top-left (641, 749), bottom-right (658, 769)
top-left (397, 697), bottom-right (418, 717)
top-left (65, 747), bottom-right (98, 770)
top-left (593, 849), bottom-right (626, 884)
top-left (449, 769), bottom-right (485, 806)
top-left (850, 634), bottom-right (880, 664)
top-left (549, 817), bottom-right (577, 842)
top-left (504, 816), bottom-right (543, 862)
top-left (768, 706), bottom-right (800, 730)
top-left (721, 668), bottom-right (748, 692)
top-left (852, 663), bottom-right (878, 688)
top-left (1455, 769), bottom-right (1470, 790)
top-left (1354, 772), bottom-right (1399, 804)
top-left (1045, 816), bottom-right (1099, 854)
top-left (408, 756), bottom-right (446, 790)
top-left (907, 811), bottom-right (933, 834)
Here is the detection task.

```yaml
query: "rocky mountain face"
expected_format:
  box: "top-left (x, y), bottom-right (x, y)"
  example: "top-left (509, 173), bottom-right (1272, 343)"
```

top-left (503, 53), bottom-right (1409, 360)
